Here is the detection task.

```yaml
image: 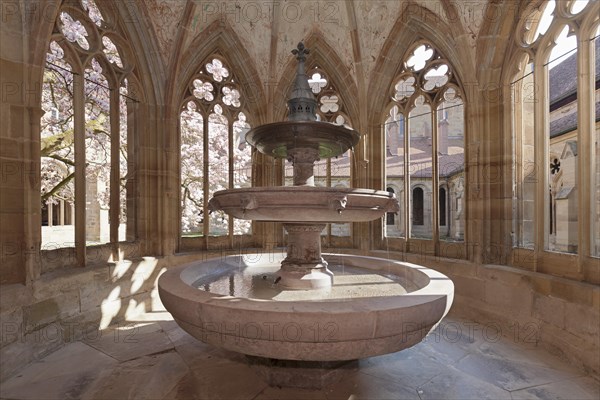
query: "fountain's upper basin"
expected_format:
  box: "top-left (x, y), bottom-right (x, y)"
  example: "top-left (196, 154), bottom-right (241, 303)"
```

top-left (245, 121), bottom-right (360, 159)
top-left (158, 253), bottom-right (454, 361)
top-left (209, 186), bottom-right (399, 222)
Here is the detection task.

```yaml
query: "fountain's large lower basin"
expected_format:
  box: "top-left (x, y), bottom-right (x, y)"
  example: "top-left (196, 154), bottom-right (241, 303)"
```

top-left (158, 253), bottom-right (454, 361)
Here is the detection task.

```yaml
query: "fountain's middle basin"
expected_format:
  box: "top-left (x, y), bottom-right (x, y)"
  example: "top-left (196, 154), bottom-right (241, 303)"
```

top-left (208, 186), bottom-right (399, 222)
top-left (158, 253), bottom-right (454, 361)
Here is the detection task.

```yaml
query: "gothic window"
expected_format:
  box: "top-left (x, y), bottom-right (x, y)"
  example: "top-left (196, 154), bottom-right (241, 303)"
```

top-left (384, 42), bottom-right (465, 244)
top-left (413, 187), bottom-right (424, 226)
top-left (180, 57), bottom-right (252, 238)
top-left (595, 27), bottom-right (600, 257)
top-left (512, 0), bottom-right (598, 256)
top-left (439, 187), bottom-right (447, 227)
top-left (41, 0), bottom-right (138, 266)
top-left (386, 188), bottom-right (396, 225)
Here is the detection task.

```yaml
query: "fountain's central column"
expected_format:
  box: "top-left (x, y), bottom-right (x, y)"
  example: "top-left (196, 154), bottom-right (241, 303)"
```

top-left (276, 145), bottom-right (333, 289)
top-left (281, 145), bottom-right (330, 289)
top-left (288, 147), bottom-right (319, 186)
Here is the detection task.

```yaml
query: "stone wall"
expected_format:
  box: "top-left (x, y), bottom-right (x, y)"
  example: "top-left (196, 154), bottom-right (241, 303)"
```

top-left (0, 257), bottom-right (163, 381)
top-left (370, 250), bottom-right (600, 379)
top-left (0, 249), bottom-right (247, 382)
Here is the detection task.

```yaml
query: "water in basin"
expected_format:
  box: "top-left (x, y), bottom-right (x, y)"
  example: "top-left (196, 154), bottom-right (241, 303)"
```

top-left (192, 264), bottom-right (419, 301)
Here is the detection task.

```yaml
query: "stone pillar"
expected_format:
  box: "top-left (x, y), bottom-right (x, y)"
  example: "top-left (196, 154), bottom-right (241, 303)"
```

top-left (59, 199), bottom-right (65, 225)
top-left (47, 203), bottom-right (53, 227)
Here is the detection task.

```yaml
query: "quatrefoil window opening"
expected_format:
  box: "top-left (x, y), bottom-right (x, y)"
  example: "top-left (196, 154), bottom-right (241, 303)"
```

top-left (222, 86), bottom-right (241, 108)
top-left (320, 95), bottom-right (339, 113)
top-left (394, 77), bottom-right (416, 101)
top-left (206, 59), bottom-right (229, 82)
top-left (550, 158), bottom-right (561, 174)
top-left (192, 79), bottom-right (214, 102)
top-left (423, 64), bottom-right (449, 91)
top-left (59, 12), bottom-right (90, 50)
top-left (406, 45), bottom-right (434, 71)
top-left (308, 72), bottom-right (328, 94)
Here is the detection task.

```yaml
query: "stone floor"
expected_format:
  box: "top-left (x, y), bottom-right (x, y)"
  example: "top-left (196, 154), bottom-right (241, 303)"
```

top-left (1, 313), bottom-right (598, 400)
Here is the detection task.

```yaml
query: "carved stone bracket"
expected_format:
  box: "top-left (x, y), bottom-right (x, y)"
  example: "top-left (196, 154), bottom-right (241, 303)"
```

top-left (328, 195), bottom-right (348, 214)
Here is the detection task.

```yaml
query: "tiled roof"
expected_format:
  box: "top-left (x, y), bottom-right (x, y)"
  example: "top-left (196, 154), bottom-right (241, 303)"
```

top-left (285, 137), bottom-right (465, 180)
top-left (386, 152), bottom-right (464, 179)
top-left (385, 136), bottom-right (464, 178)
top-left (549, 38), bottom-right (600, 137)
top-left (549, 37), bottom-right (600, 104)
top-left (550, 94), bottom-right (600, 138)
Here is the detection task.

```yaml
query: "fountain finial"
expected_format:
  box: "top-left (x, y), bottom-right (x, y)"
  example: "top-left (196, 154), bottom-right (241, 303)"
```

top-left (291, 42), bottom-right (309, 61)
top-left (287, 42), bottom-right (317, 122)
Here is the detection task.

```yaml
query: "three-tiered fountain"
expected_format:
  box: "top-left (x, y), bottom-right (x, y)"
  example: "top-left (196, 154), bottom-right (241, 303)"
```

top-left (159, 43), bottom-right (454, 388)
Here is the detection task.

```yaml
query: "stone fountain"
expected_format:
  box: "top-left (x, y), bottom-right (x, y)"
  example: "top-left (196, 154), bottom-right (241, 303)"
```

top-left (159, 43), bottom-right (454, 388)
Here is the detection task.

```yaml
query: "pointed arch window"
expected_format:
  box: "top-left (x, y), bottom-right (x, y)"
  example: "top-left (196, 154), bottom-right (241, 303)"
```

top-left (439, 187), bottom-right (447, 227)
top-left (511, 0), bottom-right (598, 260)
top-left (412, 187), bottom-right (424, 226)
top-left (384, 42), bottom-right (465, 245)
top-left (41, 0), bottom-right (139, 268)
top-left (180, 57), bottom-right (252, 240)
top-left (386, 188), bottom-right (396, 226)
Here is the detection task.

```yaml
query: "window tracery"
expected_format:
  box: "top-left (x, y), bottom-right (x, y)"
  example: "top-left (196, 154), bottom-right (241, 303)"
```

top-left (180, 57), bottom-right (252, 238)
top-left (511, 0), bottom-right (598, 257)
top-left (384, 42), bottom-right (465, 244)
top-left (41, 0), bottom-right (138, 266)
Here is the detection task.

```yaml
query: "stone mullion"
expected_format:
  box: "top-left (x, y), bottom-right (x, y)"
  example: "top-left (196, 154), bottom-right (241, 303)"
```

top-left (228, 119), bottom-right (234, 242)
top-left (403, 109), bottom-right (410, 246)
top-left (47, 201), bottom-right (53, 227)
top-left (577, 33), bottom-right (594, 264)
top-left (73, 72), bottom-right (86, 266)
top-left (461, 101), bottom-right (469, 256)
top-left (202, 115), bottom-right (209, 238)
top-left (126, 97), bottom-right (137, 241)
top-left (59, 199), bottom-right (65, 225)
top-left (513, 78), bottom-right (525, 247)
top-left (431, 106), bottom-right (440, 253)
top-left (109, 87), bottom-right (120, 251)
top-left (326, 159), bottom-right (332, 241)
top-left (533, 59), bottom-right (547, 259)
